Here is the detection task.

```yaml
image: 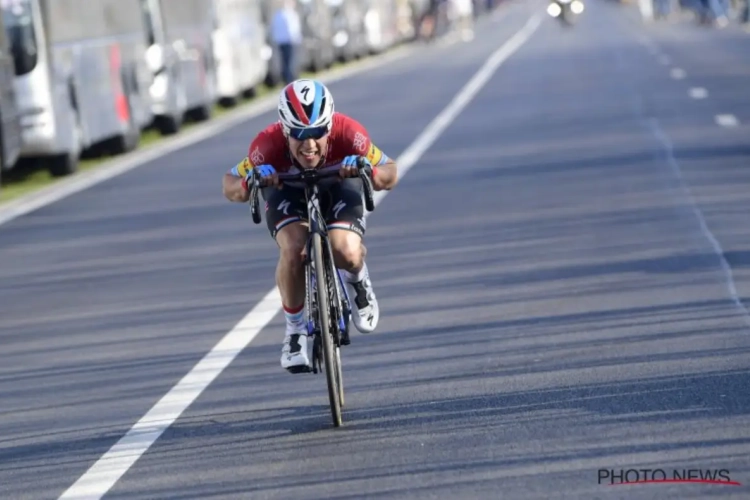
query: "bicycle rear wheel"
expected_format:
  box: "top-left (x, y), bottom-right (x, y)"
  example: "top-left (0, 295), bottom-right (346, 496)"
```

top-left (313, 232), bottom-right (343, 427)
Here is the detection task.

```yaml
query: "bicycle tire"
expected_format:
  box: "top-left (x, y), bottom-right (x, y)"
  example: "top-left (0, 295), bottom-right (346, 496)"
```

top-left (324, 246), bottom-right (346, 408)
top-left (313, 232), bottom-right (343, 427)
top-left (335, 346), bottom-right (344, 408)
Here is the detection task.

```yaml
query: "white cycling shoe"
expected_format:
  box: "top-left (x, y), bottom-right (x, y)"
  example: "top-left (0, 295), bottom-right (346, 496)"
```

top-left (345, 273), bottom-right (380, 333)
top-left (281, 332), bottom-right (311, 373)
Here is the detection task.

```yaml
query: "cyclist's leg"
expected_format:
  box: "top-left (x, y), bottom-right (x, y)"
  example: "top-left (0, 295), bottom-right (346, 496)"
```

top-left (263, 184), bottom-right (312, 372)
top-left (323, 178), bottom-right (379, 333)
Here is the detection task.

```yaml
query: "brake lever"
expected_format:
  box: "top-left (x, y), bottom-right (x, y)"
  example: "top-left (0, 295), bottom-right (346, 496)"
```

top-left (249, 169), bottom-right (262, 224)
top-left (356, 158), bottom-right (375, 212)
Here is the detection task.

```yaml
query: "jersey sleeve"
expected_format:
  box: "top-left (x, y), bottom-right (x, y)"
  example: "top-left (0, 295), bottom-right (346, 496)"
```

top-left (229, 156), bottom-right (253, 178)
top-left (365, 141), bottom-right (389, 166)
top-left (227, 127), bottom-right (277, 177)
top-left (343, 115), bottom-right (390, 166)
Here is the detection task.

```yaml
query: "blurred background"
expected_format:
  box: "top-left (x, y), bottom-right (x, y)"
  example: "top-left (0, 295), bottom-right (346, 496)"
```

top-left (0, 0), bottom-right (504, 198)
top-left (623, 0), bottom-right (750, 27)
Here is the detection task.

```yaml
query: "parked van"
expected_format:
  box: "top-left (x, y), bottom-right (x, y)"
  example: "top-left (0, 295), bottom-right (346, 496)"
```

top-left (10, 0), bottom-right (153, 176)
top-left (0, 0), bottom-right (23, 177)
top-left (212, 0), bottom-right (269, 107)
top-left (141, 0), bottom-right (217, 135)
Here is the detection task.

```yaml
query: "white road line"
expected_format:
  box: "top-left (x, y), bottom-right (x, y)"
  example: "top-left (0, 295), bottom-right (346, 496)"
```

top-left (0, 44), bottom-right (416, 228)
top-left (647, 118), bottom-right (750, 327)
top-left (715, 114), bottom-right (739, 127)
top-left (670, 68), bottom-right (686, 80)
top-left (688, 87), bottom-right (708, 99)
top-left (57, 14), bottom-right (542, 500)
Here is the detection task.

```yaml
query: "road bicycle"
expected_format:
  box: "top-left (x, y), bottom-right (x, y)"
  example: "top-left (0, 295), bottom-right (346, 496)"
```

top-left (246, 159), bottom-right (375, 427)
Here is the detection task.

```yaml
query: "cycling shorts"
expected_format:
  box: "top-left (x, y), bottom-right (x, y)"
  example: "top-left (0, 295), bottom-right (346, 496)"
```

top-left (262, 177), bottom-right (366, 240)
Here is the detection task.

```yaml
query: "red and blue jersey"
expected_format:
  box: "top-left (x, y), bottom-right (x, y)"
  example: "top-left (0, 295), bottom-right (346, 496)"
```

top-left (229, 112), bottom-right (390, 178)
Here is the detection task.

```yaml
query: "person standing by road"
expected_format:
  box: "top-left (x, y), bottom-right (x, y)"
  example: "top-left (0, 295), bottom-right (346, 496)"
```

top-left (271, 0), bottom-right (303, 84)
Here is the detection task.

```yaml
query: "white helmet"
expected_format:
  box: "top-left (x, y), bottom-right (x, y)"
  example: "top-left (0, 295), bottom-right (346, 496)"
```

top-left (278, 79), bottom-right (334, 138)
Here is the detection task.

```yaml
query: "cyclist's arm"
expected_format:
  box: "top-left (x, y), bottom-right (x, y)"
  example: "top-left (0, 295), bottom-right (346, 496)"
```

top-left (365, 142), bottom-right (398, 191)
top-left (372, 157), bottom-right (398, 191)
top-left (223, 174), bottom-right (249, 203)
top-left (224, 127), bottom-right (284, 202)
top-left (222, 156), bottom-right (253, 202)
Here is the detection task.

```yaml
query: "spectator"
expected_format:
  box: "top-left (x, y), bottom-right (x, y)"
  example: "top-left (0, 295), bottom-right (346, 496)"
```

top-left (741, 0), bottom-right (750, 27)
top-left (652, 0), bottom-right (672, 19)
top-left (270, 0), bottom-right (302, 85)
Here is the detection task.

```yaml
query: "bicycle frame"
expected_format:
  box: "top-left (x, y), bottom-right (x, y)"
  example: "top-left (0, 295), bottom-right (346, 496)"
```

top-left (301, 180), bottom-right (352, 370)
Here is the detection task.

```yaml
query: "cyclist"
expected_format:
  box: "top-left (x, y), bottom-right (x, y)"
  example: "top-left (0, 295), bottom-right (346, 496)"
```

top-left (222, 79), bottom-right (399, 373)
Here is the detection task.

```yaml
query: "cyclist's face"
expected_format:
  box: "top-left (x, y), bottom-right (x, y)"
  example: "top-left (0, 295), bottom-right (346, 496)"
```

top-left (289, 135), bottom-right (328, 169)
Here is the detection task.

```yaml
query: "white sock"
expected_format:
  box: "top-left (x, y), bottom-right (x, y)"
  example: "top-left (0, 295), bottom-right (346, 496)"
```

top-left (343, 262), bottom-right (368, 283)
top-left (283, 303), bottom-right (306, 334)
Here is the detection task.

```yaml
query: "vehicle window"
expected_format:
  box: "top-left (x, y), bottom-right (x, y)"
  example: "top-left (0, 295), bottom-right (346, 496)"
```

top-left (1, 0), bottom-right (38, 75)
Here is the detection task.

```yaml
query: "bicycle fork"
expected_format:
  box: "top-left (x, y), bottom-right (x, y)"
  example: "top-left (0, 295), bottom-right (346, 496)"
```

top-left (303, 237), bottom-right (353, 375)
top-left (307, 268), bottom-right (352, 342)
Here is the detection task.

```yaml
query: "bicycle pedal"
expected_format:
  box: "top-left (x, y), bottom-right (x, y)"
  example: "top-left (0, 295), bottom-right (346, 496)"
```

top-left (340, 331), bottom-right (350, 346)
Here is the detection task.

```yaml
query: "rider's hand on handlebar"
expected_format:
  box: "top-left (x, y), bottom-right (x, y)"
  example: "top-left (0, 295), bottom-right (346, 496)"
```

top-left (340, 155), bottom-right (371, 179)
top-left (244, 164), bottom-right (279, 191)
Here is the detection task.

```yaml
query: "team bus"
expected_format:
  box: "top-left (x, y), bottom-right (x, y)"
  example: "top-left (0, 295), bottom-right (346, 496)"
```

top-left (212, 0), bottom-right (269, 107)
top-left (0, 0), bottom-right (23, 179)
top-left (140, 0), bottom-right (217, 135)
top-left (5, 0), bottom-right (154, 177)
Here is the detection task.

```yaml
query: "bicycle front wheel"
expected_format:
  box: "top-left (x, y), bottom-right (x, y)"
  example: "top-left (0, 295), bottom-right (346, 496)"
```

top-left (313, 232), bottom-right (343, 427)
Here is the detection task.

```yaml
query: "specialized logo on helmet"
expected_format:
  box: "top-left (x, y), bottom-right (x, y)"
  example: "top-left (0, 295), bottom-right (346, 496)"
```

top-left (295, 81), bottom-right (315, 105)
top-left (278, 79), bottom-right (334, 131)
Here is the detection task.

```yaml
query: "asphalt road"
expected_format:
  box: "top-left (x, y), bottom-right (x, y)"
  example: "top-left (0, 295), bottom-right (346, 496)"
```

top-left (2, 1), bottom-right (750, 498)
